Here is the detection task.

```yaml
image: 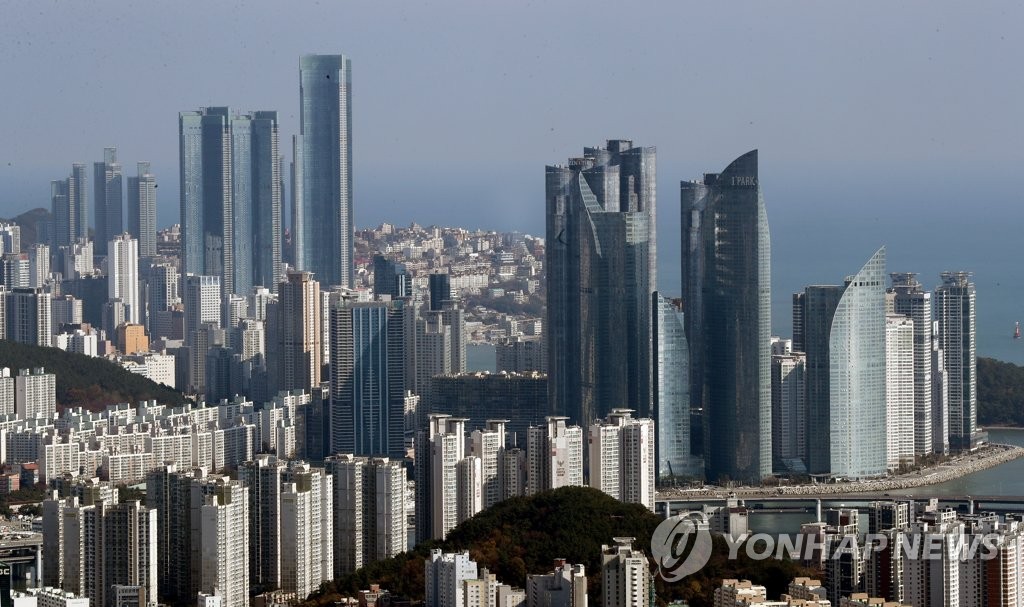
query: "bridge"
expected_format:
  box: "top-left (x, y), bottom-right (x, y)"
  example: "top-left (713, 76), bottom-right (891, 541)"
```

top-left (0, 532), bottom-right (42, 589)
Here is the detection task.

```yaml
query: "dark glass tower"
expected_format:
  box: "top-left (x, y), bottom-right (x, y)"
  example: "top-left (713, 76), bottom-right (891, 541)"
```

top-left (372, 254), bottom-right (410, 300)
top-left (93, 147), bottom-right (123, 256)
top-left (546, 139), bottom-right (656, 428)
top-left (681, 150), bottom-right (771, 483)
top-left (428, 272), bottom-right (451, 311)
top-left (297, 54), bottom-right (353, 288)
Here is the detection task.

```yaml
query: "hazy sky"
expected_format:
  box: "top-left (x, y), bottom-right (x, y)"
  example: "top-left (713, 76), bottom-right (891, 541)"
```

top-left (2, 1), bottom-right (1022, 350)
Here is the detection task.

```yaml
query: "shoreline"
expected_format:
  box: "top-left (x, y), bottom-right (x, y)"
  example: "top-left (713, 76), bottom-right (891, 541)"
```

top-left (657, 443), bottom-right (1024, 500)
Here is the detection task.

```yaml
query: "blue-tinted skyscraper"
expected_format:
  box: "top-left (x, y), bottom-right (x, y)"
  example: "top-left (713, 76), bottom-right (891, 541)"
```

top-left (934, 271), bottom-right (982, 451)
top-left (297, 54), bottom-right (353, 288)
top-left (681, 150), bottom-right (771, 483)
top-left (93, 147), bottom-right (123, 256)
top-left (180, 108), bottom-right (280, 296)
top-left (653, 293), bottom-right (697, 479)
top-left (373, 254), bottom-right (409, 300)
top-left (180, 107), bottom-right (233, 293)
top-left (51, 163), bottom-right (88, 249)
top-left (127, 162), bottom-right (157, 258)
top-left (802, 248), bottom-right (887, 478)
top-left (329, 295), bottom-right (407, 459)
top-left (546, 140), bottom-right (656, 428)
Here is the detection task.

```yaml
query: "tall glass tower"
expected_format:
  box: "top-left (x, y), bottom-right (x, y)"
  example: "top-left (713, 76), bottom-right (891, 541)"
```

top-left (93, 147), bottom-right (123, 256)
top-left (180, 108), bottom-right (280, 296)
top-left (297, 54), bottom-right (353, 288)
top-left (802, 248), bottom-right (887, 478)
top-left (681, 150), bottom-right (771, 483)
top-left (545, 140), bottom-right (656, 428)
top-left (127, 162), bottom-right (157, 258)
top-left (934, 271), bottom-right (981, 451)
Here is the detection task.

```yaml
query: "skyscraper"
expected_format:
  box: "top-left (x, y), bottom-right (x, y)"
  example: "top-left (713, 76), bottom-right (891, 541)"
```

top-left (934, 271), bottom-right (982, 450)
top-left (297, 54), bottom-right (353, 288)
top-left (231, 111), bottom-right (282, 294)
top-left (373, 255), bottom-right (410, 300)
top-left (681, 150), bottom-right (771, 483)
top-left (108, 233), bottom-right (140, 325)
top-left (127, 162), bottom-right (157, 258)
top-left (329, 295), bottom-right (407, 459)
top-left (652, 293), bottom-right (695, 480)
top-left (889, 273), bottom-right (934, 456)
top-left (886, 315), bottom-right (915, 470)
top-left (180, 107), bottom-right (233, 294)
top-left (275, 270), bottom-right (322, 394)
top-left (181, 108), bottom-right (281, 296)
top-left (771, 340), bottom-right (806, 474)
top-left (802, 248), bottom-right (887, 478)
top-left (546, 139), bottom-right (655, 428)
top-left (428, 273), bottom-right (451, 311)
top-left (94, 147), bottom-right (123, 256)
top-left (587, 409), bottom-right (656, 510)
top-left (51, 164), bottom-right (88, 249)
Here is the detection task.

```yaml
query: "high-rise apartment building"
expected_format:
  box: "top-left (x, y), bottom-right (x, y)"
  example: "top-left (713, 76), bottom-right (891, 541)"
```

top-left (274, 271), bottom-right (322, 394)
top-left (587, 410), bottom-right (655, 510)
top-left (470, 420), bottom-right (507, 510)
top-left (51, 164), bottom-right (88, 249)
top-left (325, 454), bottom-right (407, 578)
top-left (771, 341), bottom-right (806, 474)
top-left (525, 417), bottom-right (583, 496)
top-left (802, 248), bottom-right (887, 479)
top-left (94, 148), bottom-right (123, 256)
top-left (681, 150), bottom-right (771, 484)
top-left (546, 140), bottom-right (655, 428)
top-left (108, 233), bottom-right (140, 325)
top-left (28, 243), bottom-right (49, 288)
top-left (236, 455), bottom-right (286, 593)
top-left (6, 287), bottom-right (52, 347)
top-left (0, 222), bottom-right (21, 255)
top-left (127, 162), bottom-right (157, 258)
top-left (329, 295), bottom-right (407, 459)
top-left (526, 560), bottom-right (588, 607)
top-left (183, 274), bottom-right (221, 342)
top-left (279, 462), bottom-right (333, 601)
top-left (885, 315), bottom-right (915, 470)
top-left (15, 367), bottom-right (56, 420)
top-left (180, 108), bottom-right (281, 296)
top-left (934, 271), bottom-right (982, 450)
top-left (425, 550), bottom-right (478, 607)
top-left (600, 538), bottom-right (652, 607)
top-left (889, 273), bottom-right (934, 455)
top-left (196, 477), bottom-right (249, 607)
top-left (415, 415), bottom-right (479, 542)
top-left (296, 55), bottom-right (353, 288)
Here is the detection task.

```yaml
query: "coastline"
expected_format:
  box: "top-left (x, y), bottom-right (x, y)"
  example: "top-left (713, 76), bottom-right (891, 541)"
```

top-left (657, 443), bottom-right (1024, 500)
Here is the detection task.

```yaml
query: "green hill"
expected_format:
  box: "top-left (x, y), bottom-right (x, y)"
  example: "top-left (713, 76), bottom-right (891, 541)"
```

top-left (0, 340), bottom-right (189, 411)
top-left (306, 486), bottom-right (811, 607)
top-left (979, 357), bottom-right (1024, 427)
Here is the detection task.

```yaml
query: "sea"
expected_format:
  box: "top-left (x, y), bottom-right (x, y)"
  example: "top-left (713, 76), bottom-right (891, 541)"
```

top-left (748, 428), bottom-right (1024, 536)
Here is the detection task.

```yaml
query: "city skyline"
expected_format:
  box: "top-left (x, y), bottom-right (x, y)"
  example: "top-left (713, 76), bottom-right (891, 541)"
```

top-left (2, 3), bottom-right (1020, 363)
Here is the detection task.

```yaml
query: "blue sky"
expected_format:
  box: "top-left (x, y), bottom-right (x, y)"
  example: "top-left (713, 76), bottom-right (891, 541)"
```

top-left (1, 1), bottom-right (1022, 353)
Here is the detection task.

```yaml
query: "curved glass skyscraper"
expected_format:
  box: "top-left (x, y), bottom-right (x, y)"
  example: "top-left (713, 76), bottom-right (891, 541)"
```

top-left (296, 54), bottom-right (353, 288)
top-left (801, 247), bottom-right (887, 478)
top-left (545, 140), bottom-right (656, 428)
top-left (681, 150), bottom-right (771, 483)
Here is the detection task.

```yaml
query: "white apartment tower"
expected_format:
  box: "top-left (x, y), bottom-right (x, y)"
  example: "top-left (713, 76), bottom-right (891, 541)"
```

top-left (425, 550), bottom-right (478, 607)
top-left (15, 367), bottom-right (56, 420)
top-left (108, 233), bottom-right (140, 325)
top-left (470, 420), bottom-right (507, 509)
top-left (600, 538), bottom-right (651, 607)
top-left (526, 417), bottom-right (583, 496)
top-left (197, 479), bottom-right (249, 607)
top-left (326, 454), bottom-right (408, 578)
top-left (587, 410), bottom-right (655, 510)
top-left (889, 273), bottom-right (934, 456)
top-left (885, 315), bottom-right (915, 470)
top-left (526, 560), bottom-right (588, 607)
top-left (279, 462), bottom-right (333, 601)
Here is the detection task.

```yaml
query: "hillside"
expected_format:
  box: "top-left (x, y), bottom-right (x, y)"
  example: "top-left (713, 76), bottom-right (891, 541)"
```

top-left (979, 357), bottom-right (1024, 427)
top-left (0, 340), bottom-right (189, 411)
top-left (1, 207), bottom-right (50, 248)
top-left (306, 487), bottom-right (811, 607)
